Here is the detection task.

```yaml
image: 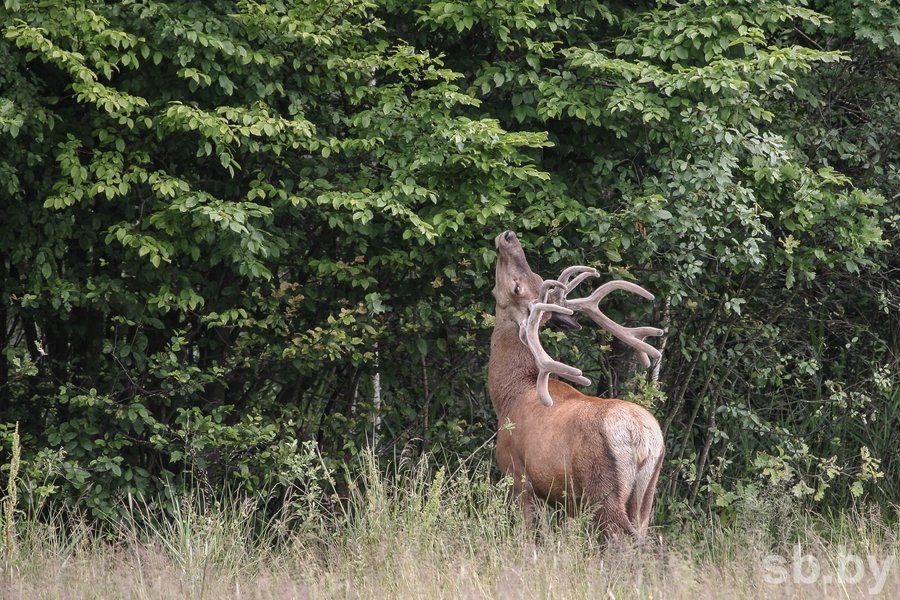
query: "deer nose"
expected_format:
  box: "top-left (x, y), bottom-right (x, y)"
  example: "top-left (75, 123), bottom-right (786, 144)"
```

top-left (495, 230), bottom-right (518, 249)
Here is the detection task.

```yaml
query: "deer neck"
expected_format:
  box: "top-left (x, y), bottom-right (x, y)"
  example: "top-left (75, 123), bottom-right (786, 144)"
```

top-left (488, 317), bottom-right (539, 418)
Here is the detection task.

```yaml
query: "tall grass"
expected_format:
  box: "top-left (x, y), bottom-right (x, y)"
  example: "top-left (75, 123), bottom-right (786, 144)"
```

top-left (1, 449), bottom-right (897, 599)
top-left (2, 423), bottom-right (20, 564)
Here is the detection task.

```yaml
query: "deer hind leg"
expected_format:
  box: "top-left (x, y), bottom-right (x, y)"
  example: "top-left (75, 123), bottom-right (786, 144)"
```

top-left (625, 456), bottom-right (653, 541)
top-left (621, 453), bottom-right (664, 542)
top-left (589, 470), bottom-right (638, 539)
top-left (626, 483), bottom-right (642, 535)
top-left (593, 494), bottom-right (638, 539)
top-left (636, 453), bottom-right (664, 537)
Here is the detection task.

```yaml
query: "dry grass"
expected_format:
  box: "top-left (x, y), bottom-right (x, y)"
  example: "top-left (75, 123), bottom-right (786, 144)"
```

top-left (1, 453), bottom-right (897, 599)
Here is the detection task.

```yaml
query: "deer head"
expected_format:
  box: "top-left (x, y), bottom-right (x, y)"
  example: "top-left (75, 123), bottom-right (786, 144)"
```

top-left (492, 230), bottom-right (580, 332)
top-left (493, 230), bottom-right (664, 407)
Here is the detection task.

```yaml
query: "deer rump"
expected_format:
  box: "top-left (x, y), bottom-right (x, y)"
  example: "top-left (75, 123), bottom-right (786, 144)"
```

top-left (488, 230), bottom-right (665, 539)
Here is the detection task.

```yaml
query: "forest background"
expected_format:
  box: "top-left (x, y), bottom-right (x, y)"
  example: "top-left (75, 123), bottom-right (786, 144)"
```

top-left (1, 0), bottom-right (898, 534)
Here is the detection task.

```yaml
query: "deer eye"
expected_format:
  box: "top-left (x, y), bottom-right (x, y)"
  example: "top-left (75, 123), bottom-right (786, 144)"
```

top-left (513, 283), bottom-right (521, 295)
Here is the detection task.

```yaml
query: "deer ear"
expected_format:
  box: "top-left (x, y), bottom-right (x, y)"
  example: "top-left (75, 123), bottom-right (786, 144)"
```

top-left (548, 312), bottom-right (581, 332)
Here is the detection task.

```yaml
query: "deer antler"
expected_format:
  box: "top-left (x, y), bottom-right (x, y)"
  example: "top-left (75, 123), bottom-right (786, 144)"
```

top-left (521, 267), bottom-right (664, 407)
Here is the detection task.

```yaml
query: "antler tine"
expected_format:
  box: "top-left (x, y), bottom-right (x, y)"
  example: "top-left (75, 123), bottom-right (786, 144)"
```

top-left (584, 280), bottom-right (656, 303)
top-left (520, 293), bottom-right (591, 407)
top-left (538, 279), bottom-right (565, 300)
top-left (557, 266), bottom-right (599, 294)
top-left (566, 280), bottom-right (663, 367)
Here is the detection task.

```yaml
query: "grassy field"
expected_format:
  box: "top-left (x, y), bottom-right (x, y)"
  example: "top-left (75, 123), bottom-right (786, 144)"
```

top-left (2, 452), bottom-right (897, 599)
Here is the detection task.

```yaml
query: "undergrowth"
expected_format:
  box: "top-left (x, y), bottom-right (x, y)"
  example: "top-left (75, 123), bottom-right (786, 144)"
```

top-left (1, 444), bottom-right (897, 599)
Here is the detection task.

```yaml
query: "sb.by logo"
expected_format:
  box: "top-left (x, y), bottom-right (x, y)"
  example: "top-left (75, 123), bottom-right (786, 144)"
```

top-left (762, 546), bottom-right (895, 595)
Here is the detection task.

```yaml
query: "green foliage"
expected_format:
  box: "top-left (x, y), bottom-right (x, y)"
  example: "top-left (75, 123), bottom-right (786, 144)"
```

top-left (0, 0), bottom-right (896, 519)
top-left (0, 0), bottom-right (549, 513)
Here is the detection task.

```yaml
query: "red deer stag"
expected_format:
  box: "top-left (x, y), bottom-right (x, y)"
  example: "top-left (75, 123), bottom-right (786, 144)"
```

top-left (488, 230), bottom-right (665, 539)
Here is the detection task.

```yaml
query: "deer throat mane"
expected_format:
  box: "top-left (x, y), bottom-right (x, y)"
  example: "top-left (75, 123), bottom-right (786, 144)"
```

top-left (487, 320), bottom-right (539, 415)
